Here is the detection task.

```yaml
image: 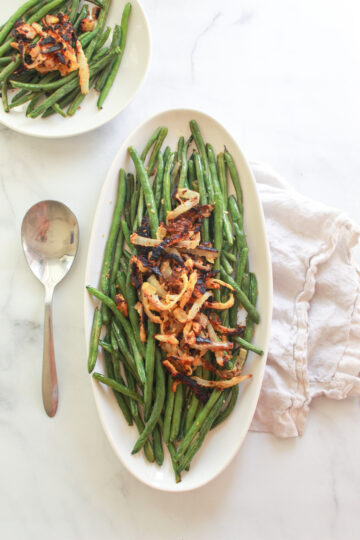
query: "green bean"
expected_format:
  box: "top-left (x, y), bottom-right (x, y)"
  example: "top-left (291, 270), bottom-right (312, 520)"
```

top-left (93, 372), bottom-right (143, 404)
top-left (92, 46), bottom-right (109, 61)
top-left (144, 320), bottom-right (156, 420)
top-left (162, 152), bottom-right (175, 219)
top-left (101, 337), bottom-right (133, 426)
top-left (189, 119), bottom-right (210, 172)
top-left (0, 38), bottom-right (13, 60)
top-left (0, 57), bottom-right (21, 84)
top-left (152, 424), bottom-right (164, 466)
top-left (111, 321), bottom-right (141, 383)
top-left (212, 386), bottom-right (239, 429)
top-left (177, 136), bottom-right (184, 163)
top-left (28, 0), bottom-right (65, 24)
top-left (87, 287), bottom-right (146, 383)
top-left (163, 145), bottom-right (171, 164)
top-left (220, 267), bottom-right (259, 323)
top-left (217, 152), bottom-right (228, 207)
top-left (100, 169), bottom-right (126, 308)
top-left (110, 229), bottom-right (124, 287)
top-left (224, 149), bottom-right (243, 212)
top-left (185, 392), bottom-right (200, 435)
top-left (24, 0), bottom-right (49, 18)
top-left (134, 188), bottom-right (144, 230)
top-left (244, 272), bottom-right (258, 343)
top-left (122, 250), bottom-right (131, 261)
top-left (41, 86), bottom-right (79, 118)
top-left (124, 369), bottom-right (154, 463)
top-left (1, 78), bottom-right (9, 113)
top-left (11, 86), bottom-right (34, 104)
top-left (95, 24), bottom-right (121, 92)
top-left (178, 135), bottom-right (193, 188)
top-left (177, 390), bottom-right (231, 473)
top-left (97, 3), bottom-right (131, 109)
top-left (228, 195), bottom-right (246, 249)
top-left (0, 0), bottom-right (39, 46)
top-left (163, 375), bottom-right (175, 444)
top-left (234, 336), bottom-right (263, 355)
top-left (171, 158), bottom-right (180, 187)
top-left (177, 389), bottom-right (190, 441)
top-left (128, 146), bottom-right (159, 238)
top-left (124, 268), bottom-right (146, 357)
top-left (87, 0), bottom-right (105, 7)
top-left (69, 0), bottom-right (80, 23)
top-left (116, 270), bottom-right (126, 295)
top-left (66, 77), bottom-right (96, 116)
top-left (153, 151), bottom-right (164, 209)
top-left (176, 389), bottom-right (222, 462)
top-left (167, 442), bottom-right (181, 483)
top-left (187, 155), bottom-right (196, 189)
top-left (146, 127), bottom-right (168, 176)
top-left (80, 28), bottom-right (101, 51)
top-left (242, 272), bottom-right (250, 297)
top-left (170, 384), bottom-right (184, 442)
top-left (124, 172), bottom-right (134, 224)
top-left (88, 307), bottom-right (102, 373)
top-left (110, 348), bottom-right (134, 426)
top-left (203, 168), bottom-right (215, 205)
top-left (140, 127), bottom-right (161, 163)
top-left (86, 33), bottom-right (103, 61)
top-left (223, 250), bottom-right (236, 263)
top-left (194, 153), bottom-right (209, 242)
top-left (206, 143), bottom-right (233, 245)
top-left (132, 353), bottom-right (165, 454)
top-left (221, 255), bottom-right (233, 276)
top-left (121, 218), bottom-right (132, 250)
top-left (0, 57), bottom-right (11, 66)
top-left (50, 102), bottom-right (66, 118)
top-left (73, 5), bottom-right (89, 32)
top-left (95, 0), bottom-right (111, 33)
top-left (130, 186), bottom-right (140, 229)
top-left (95, 26), bottom-right (111, 51)
top-left (229, 246), bottom-right (249, 327)
top-left (10, 90), bottom-right (34, 109)
top-left (99, 339), bottom-right (113, 354)
top-left (28, 50), bottom-right (120, 118)
top-left (26, 93), bottom-right (41, 117)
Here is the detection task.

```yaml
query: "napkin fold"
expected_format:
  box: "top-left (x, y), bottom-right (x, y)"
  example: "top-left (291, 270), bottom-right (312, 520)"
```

top-left (249, 164), bottom-right (360, 437)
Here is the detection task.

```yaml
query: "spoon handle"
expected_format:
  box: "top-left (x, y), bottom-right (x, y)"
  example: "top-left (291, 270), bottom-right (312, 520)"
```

top-left (42, 286), bottom-right (58, 417)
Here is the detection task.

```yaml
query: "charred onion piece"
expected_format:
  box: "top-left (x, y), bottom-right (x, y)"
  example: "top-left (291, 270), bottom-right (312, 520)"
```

top-left (10, 13), bottom-right (90, 94)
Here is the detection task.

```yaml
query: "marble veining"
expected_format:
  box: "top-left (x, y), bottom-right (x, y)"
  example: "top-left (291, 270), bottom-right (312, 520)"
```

top-left (1, 1), bottom-right (360, 539)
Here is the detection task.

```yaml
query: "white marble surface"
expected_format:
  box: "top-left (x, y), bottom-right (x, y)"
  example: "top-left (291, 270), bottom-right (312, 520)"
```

top-left (1, 1), bottom-right (360, 539)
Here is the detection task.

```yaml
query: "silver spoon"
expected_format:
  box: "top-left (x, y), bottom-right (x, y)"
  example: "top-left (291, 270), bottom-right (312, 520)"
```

top-left (21, 201), bottom-right (79, 417)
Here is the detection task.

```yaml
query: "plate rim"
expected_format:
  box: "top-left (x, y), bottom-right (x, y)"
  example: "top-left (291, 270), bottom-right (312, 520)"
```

top-left (83, 107), bottom-right (273, 492)
top-left (0, 0), bottom-right (152, 139)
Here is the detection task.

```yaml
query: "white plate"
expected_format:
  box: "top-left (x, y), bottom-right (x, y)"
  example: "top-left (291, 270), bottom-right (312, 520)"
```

top-left (84, 108), bottom-right (273, 492)
top-left (0, 0), bottom-right (151, 138)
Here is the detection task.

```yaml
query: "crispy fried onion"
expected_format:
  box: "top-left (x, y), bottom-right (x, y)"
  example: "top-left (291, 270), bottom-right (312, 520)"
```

top-left (11, 14), bottom-right (90, 94)
top-left (166, 188), bottom-right (200, 223)
top-left (205, 293), bottom-right (235, 310)
top-left (131, 188), bottom-right (253, 395)
top-left (192, 374), bottom-right (252, 388)
top-left (115, 293), bottom-right (128, 317)
top-left (134, 302), bottom-right (146, 342)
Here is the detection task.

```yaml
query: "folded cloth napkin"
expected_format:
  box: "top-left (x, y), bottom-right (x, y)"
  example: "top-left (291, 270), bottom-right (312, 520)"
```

top-left (249, 163), bottom-right (360, 437)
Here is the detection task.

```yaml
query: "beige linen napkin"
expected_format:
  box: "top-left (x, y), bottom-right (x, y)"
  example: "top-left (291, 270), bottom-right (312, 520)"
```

top-left (249, 164), bottom-right (360, 437)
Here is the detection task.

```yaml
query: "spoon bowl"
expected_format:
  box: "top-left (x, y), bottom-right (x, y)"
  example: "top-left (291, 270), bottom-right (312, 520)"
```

top-left (21, 201), bottom-right (79, 417)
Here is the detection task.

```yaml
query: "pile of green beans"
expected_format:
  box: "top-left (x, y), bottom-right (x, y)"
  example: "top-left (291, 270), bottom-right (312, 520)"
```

top-left (0, 1), bottom-right (131, 118)
top-left (87, 120), bottom-right (263, 482)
